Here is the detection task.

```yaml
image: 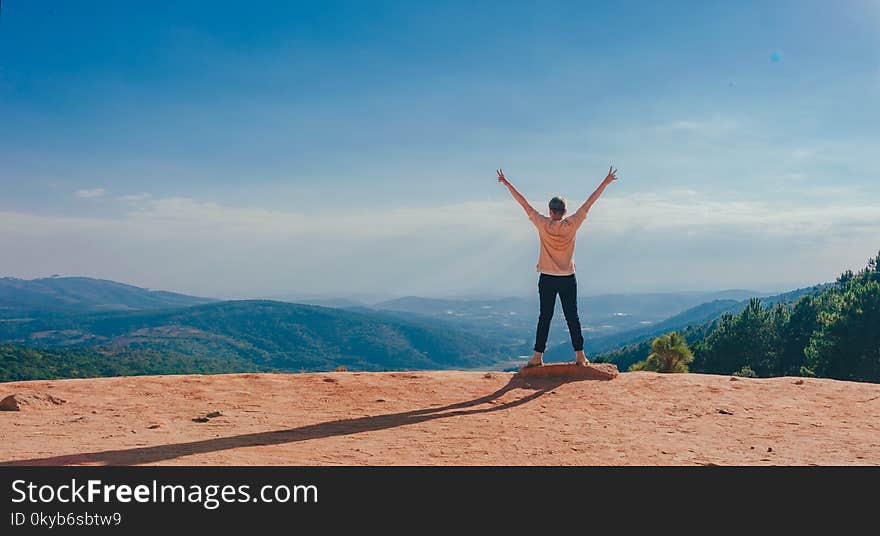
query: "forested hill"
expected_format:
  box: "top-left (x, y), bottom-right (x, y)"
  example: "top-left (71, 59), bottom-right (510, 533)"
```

top-left (0, 276), bottom-right (215, 313)
top-left (583, 284), bottom-right (830, 357)
top-left (598, 251), bottom-right (880, 383)
top-left (0, 300), bottom-right (513, 381)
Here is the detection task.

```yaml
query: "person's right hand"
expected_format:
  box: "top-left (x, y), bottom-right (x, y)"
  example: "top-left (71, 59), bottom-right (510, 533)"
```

top-left (604, 165), bottom-right (618, 183)
top-left (497, 169), bottom-right (508, 184)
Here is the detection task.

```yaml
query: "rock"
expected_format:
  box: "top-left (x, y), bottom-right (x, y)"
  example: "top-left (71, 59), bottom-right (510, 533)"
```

top-left (516, 362), bottom-right (619, 381)
top-left (192, 411), bottom-right (223, 422)
top-left (794, 379), bottom-right (805, 385)
top-left (323, 378), bottom-right (338, 383)
top-left (718, 409), bottom-right (734, 415)
top-left (729, 377), bottom-right (739, 381)
top-left (0, 392), bottom-right (66, 411)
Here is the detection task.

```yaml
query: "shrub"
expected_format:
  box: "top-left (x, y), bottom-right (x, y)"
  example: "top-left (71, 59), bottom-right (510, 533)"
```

top-left (732, 365), bottom-right (757, 378)
top-left (628, 332), bottom-right (694, 373)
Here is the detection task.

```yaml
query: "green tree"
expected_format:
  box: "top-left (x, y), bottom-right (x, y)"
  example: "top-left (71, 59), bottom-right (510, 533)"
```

top-left (630, 331), bottom-right (694, 373)
top-left (777, 295), bottom-right (820, 376)
top-left (621, 250), bottom-right (880, 383)
top-left (804, 255), bottom-right (880, 382)
top-left (691, 298), bottom-right (785, 377)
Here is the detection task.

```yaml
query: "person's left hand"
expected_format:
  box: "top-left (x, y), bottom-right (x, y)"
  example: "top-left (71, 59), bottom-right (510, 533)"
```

top-left (497, 169), bottom-right (508, 184)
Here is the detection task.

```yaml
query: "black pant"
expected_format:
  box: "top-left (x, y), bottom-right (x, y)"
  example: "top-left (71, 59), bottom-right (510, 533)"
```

top-left (534, 273), bottom-right (584, 353)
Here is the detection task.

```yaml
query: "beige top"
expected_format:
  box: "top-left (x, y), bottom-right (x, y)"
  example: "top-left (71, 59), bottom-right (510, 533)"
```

top-left (524, 204), bottom-right (588, 275)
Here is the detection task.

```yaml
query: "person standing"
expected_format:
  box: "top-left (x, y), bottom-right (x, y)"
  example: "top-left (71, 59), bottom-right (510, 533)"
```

top-left (497, 166), bottom-right (618, 367)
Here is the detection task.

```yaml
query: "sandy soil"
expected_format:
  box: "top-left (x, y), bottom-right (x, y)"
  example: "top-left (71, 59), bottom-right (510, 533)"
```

top-left (1, 370), bottom-right (878, 465)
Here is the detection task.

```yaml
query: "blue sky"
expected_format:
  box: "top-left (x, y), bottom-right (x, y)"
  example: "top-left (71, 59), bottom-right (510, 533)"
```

top-left (1, 1), bottom-right (879, 299)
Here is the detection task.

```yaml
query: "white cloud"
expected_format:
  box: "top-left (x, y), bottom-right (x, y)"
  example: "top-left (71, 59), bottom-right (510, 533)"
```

top-left (662, 117), bottom-right (741, 137)
top-left (74, 188), bottom-right (106, 199)
top-left (116, 193), bottom-right (152, 202)
top-left (1, 191), bottom-right (878, 297)
top-left (590, 191), bottom-right (880, 236)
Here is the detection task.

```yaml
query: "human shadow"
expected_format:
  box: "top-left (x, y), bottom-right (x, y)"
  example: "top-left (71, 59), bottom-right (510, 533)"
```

top-left (3, 374), bottom-right (589, 466)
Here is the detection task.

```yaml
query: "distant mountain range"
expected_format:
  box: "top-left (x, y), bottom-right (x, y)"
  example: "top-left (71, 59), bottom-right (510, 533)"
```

top-left (363, 290), bottom-right (772, 346)
top-left (0, 276), bottom-right (215, 314)
top-left (371, 290), bottom-right (768, 321)
top-left (0, 275), bottom-right (822, 381)
top-left (587, 285), bottom-right (831, 353)
top-left (533, 285), bottom-right (832, 363)
top-left (590, 284), bottom-right (835, 371)
top-left (0, 298), bottom-right (514, 379)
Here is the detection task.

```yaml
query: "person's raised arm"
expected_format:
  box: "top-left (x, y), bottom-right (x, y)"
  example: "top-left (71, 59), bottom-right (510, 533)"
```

top-left (573, 165), bottom-right (618, 221)
top-left (497, 168), bottom-right (538, 218)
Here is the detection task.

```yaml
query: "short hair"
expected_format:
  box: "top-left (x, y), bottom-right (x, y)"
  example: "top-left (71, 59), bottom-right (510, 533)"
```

top-left (548, 196), bottom-right (567, 213)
